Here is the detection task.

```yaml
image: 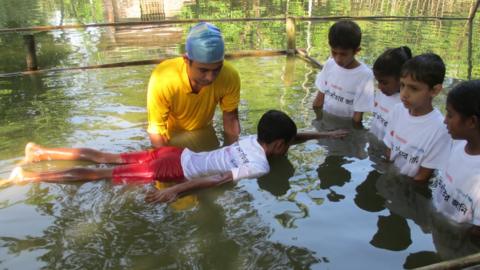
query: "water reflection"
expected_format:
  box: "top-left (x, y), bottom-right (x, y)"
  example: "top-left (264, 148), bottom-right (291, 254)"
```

top-left (316, 156), bottom-right (351, 202)
top-left (0, 182), bottom-right (320, 269)
top-left (312, 111), bottom-right (370, 159)
top-left (354, 169), bottom-right (384, 212)
top-left (257, 155), bottom-right (293, 197)
top-left (374, 169), bottom-right (480, 268)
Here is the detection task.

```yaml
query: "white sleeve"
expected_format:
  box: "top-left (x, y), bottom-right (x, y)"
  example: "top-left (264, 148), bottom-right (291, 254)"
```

top-left (421, 129), bottom-right (452, 170)
top-left (231, 163), bottom-right (270, 181)
top-left (353, 72), bottom-right (375, 113)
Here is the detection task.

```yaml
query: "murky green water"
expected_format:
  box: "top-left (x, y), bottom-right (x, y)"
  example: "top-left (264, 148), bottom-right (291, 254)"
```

top-left (1, 1), bottom-right (480, 269)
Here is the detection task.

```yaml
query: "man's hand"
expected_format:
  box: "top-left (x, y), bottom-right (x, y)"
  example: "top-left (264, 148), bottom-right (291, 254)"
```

top-left (145, 187), bottom-right (179, 203)
top-left (149, 133), bottom-right (169, 148)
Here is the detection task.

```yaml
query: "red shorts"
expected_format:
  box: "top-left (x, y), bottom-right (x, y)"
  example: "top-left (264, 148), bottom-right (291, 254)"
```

top-left (112, 146), bottom-right (184, 185)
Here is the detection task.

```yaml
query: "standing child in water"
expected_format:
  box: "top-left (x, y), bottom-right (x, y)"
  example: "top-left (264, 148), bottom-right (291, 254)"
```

top-left (312, 20), bottom-right (374, 125)
top-left (432, 80), bottom-right (480, 228)
top-left (370, 46), bottom-right (412, 140)
top-left (383, 53), bottom-right (451, 181)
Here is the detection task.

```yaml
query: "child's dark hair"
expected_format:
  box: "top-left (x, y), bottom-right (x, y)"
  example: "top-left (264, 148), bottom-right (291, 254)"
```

top-left (400, 53), bottom-right (445, 88)
top-left (447, 80), bottom-right (480, 120)
top-left (373, 46), bottom-right (412, 78)
top-left (257, 110), bottom-right (297, 144)
top-left (328, 20), bottom-right (362, 50)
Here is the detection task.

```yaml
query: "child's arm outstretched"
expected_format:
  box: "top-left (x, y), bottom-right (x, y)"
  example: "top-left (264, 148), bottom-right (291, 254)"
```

top-left (145, 172), bottom-right (233, 203)
top-left (292, 129), bottom-right (349, 145)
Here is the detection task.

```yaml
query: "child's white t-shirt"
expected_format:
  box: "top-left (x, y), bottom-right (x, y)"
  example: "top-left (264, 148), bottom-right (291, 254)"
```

top-left (432, 140), bottom-right (480, 225)
top-left (370, 92), bottom-right (401, 141)
top-left (383, 104), bottom-right (451, 177)
top-left (315, 58), bottom-right (374, 118)
top-left (181, 135), bottom-right (270, 181)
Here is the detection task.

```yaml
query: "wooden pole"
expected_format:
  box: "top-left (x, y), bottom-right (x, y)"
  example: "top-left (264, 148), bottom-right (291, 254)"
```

top-left (23, 34), bottom-right (38, 71)
top-left (468, 0), bottom-right (480, 21)
top-left (295, 48), bottom-right (323, 69)
top-left (466, 0), bottom-right (480, 80)
top-left (413, 252), bottom-right (480, 270)
top-left (0, 15), bottom-right (469, 34)
top-left (286, 17), bottom-right (296, 55)
top-left (0, 50), bottom-right (288, 78)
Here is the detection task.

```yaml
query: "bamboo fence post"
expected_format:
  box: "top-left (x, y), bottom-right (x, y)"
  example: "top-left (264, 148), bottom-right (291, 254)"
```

top-left (467, 0), bottom-right (480, 79)
top-left (468, 0), bottom-right (480, 21)
top-left (286, 17), bottom-right (296, 54)
top-left (23, 34), bottom-right (38, 71)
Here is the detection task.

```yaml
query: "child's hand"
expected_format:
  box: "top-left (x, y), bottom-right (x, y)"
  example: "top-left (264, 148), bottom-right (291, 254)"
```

top-left (145, 188), bottom-right (179, 203)
top-left (326, 129), bottom-right (349, 139)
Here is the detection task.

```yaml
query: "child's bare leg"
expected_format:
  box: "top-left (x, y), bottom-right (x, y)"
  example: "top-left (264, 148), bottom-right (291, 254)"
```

top-left (9, 166), bottom-right (114, 183)
top-left (24, 142), bottom-right (123, 164)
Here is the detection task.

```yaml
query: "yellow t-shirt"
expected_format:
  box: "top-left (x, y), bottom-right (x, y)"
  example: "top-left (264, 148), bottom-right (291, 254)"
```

top-left (147, 57), bottom-right (240, 138)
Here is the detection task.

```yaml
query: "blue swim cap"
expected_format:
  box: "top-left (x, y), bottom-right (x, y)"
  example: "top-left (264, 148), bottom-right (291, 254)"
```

top-left (186, 22), bottom-right (224, 63)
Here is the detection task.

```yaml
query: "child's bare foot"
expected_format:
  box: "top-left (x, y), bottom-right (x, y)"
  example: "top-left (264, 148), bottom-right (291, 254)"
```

top-left (8, 167), bottom-right (25, 184)
top-left (22, 142), bottom-right (45, 164)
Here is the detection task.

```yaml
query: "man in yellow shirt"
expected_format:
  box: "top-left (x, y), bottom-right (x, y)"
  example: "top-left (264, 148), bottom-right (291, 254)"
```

top-left (147, 22), bottom-right (241, 148)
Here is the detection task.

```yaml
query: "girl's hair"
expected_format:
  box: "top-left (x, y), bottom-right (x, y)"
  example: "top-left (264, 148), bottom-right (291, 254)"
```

top-left (373, 46), bottom-right (412, 77)
top-left (447, 80), bottom-right (480, 119)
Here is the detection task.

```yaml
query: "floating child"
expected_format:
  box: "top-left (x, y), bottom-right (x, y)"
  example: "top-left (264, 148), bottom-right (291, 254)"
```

top-left (6, 110), bottom-right (348, 203)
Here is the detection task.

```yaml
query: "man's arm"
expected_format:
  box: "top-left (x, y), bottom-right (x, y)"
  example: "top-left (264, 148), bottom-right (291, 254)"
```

top-left (145, 172), bottom-right (233, 203)
top-left (148, 133), bottom-right (169, 148)
top-left (146, 67), bottom-right (171, 148)
top-left (312, 92), bottom-right (325, 108)
top-left (223, 109), bottom-right (240, 145)
top-left (293, 130), bottom-right (349, 144)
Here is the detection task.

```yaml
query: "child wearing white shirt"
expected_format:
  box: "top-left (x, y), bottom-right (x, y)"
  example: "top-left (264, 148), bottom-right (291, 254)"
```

top-left (370, 46), bottom-right (412, 141)
top-left (312, 20), bottom-right (374, 125)
top-left (432, 80), bottom-right (480, 228)
top-left (383, 53), bottom-right (451, 181)
top-left (4, 110), bottom-right (348, 203)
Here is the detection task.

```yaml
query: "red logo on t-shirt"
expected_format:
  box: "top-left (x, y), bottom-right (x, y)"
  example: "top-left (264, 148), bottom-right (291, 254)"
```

top-left (390, 130), bottom-right (394, 136)
top-left (446, 172), bottom-right (453, 182)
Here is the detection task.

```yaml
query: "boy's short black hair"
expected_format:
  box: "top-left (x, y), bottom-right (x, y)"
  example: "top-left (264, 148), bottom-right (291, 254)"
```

top-left (328, 20), bottom-right (362, 50)
top-left (447, 80), bottom-right (480, 119)
top-left (257, 110), bottom-right (297, 144)
top-left (400, 53), bottom-right (445, 88)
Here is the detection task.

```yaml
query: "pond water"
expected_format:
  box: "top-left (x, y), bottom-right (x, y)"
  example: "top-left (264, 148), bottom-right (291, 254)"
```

top-left (1, 0), bottom-right (480, 269)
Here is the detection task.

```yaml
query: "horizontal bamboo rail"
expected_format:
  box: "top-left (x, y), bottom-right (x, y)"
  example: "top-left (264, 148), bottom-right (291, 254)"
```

top-left (0, 15), bottom-right (471, 34)
top-left (413, 252), bottom-right (480, 270)
top-left (295, 48), bottom-right (323, 69)
top-left (0, 50), bottom-right (288, 78)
